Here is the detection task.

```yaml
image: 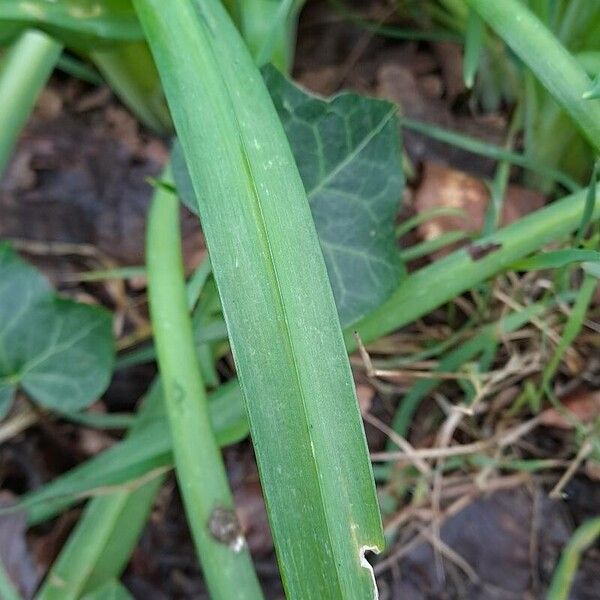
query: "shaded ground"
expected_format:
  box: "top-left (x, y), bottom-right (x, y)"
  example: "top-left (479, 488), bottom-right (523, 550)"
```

top-left (1, 1), bottom-right (599, 599)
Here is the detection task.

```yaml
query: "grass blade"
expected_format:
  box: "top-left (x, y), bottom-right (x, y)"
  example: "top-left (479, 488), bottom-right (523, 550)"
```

top-left (511, 249), bottom-right (600, 271)
top-left (399, 117), bottom-right (580, 192)
top-left (145, 173), bottom-right (262, 599)
top-left (133, 1), bottom-right (383, 597)
top-left (463, 8), bottom-right (484, 88)
top-left (547, 517), bottom-right (600, 600)
top-left (466, 0), bottom-right (600, 153)
top-left (575, 160), bottom-right (599, 245)
top-left (349, 183), bottom-right (600, 348)
top-left (0, 29), bottom-right (62, 178)
top-left (90, 41), bottom-right (172, 134)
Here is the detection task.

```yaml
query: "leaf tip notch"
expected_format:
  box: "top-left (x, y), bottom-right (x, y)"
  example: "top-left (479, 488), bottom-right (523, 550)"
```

top-left (359, 544), bottom-right (381, 600)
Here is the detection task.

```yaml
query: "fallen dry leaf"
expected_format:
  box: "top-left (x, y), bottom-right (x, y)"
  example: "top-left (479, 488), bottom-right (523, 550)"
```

top-left (413, 162), bottom-right (545, 258)
top-left (540, 389), bottom-right (600, 429)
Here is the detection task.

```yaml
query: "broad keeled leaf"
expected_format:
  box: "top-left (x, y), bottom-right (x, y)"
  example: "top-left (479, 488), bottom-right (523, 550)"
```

top-left (0, 244), bottom-right (115, 413)
top-left (173, 67), bottom-right (404, 327)
top-left (137, 0), bottom-right (383, 597)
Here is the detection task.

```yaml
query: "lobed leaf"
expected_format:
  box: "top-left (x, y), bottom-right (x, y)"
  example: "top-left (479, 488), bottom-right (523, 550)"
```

top-left (174, 66), bottom-right (404, 328)
top-left (264, 66), bottom-right (404, 326)
top-left (0, 244), bottom-right (114, 413)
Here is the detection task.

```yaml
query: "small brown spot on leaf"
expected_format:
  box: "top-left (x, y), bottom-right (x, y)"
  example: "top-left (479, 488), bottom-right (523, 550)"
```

top-left (467, 242), bottom-right (502, 261)
top-left (208, 506), bottom-right (244, 551)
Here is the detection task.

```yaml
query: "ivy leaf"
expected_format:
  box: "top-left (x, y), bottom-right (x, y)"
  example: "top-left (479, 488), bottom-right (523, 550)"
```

top-left (173, 67), bottom-right (404, 327)
top-left (0, 244), bottom-right (115, 414)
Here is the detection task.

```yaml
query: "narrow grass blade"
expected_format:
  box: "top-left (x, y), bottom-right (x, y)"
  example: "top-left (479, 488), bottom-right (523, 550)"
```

top-left (463, 8), bottom-right (483, 88)
top-left (349, 183), bottom-right (600, 349)
top-left (538, 274), bottom-right (597, 404)
top-left (35, 483), bottom-right (160, 600)
top-left (56, 54), bottom-right (103, 85)
top-left (399, 117), bottom-right (580, 192)
top-left (575, 160), bottom-right (599, 245)
top-left (511, 250), bottom-right (600, 271)
top-left (329, 0), bottom-right (463, 42)
top-left (35, 247), bottom-right (237, 597)
top-left (399, 231), bottom-right (468, 262)
top-left (242, 0), bottom-right (304, 72)
top-left (23, 378), bottom-right (247, 525)
top-left (133, 1), bottom-right (383, 597)
top-left (547, 517), bottom-right (600, 600)
top-left (389, 300), bottom-right (553, 439)
top-left (395, 207), bottom-right (466, 239)
top-left (0, 29), bottom-right (62, 178)
top-left (466, 0), bottom-right (600, 153)
top-left (146, 172), bottom-right (262, 599)
top-left (90, 41), bottom-right (172, 134)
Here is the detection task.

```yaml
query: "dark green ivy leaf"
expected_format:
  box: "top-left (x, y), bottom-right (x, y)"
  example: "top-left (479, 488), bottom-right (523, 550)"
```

top-left (173, 66), bottom-right (404, 327)
top-left (0, 244), bottom-right (115, 414)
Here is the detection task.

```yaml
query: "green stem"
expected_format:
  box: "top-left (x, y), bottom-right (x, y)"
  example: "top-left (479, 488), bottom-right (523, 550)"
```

top-left (466, 0), bottom-right (600, 154)
top-left (146, 174), bottom-right (263, 600)
top-left (35, 382), bottom-right (165, 600)
top-left (348, 183), bottom-right (600, 348)
top-left (0, 29), bottom-right (62, 179)
top-left (547, 517), bottom-right (600, 600)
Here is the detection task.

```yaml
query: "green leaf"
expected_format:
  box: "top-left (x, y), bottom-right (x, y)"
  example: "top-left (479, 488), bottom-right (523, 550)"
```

top-left (463, 8), bottom-right (484, 89)
top-left (265, 66), bottom-right (404, 326)
top-left (135, 0), bottom-right (383, 597)
top-left (0, 244), bottom-right (115, 413)
top-left (466, 0), bottom-right (600, 154)
top-left (20, 378), bottom-right (248, 525)
top-left (548, 517), bottom-right (600, 600)
top-left (0, 29), bottom-right (63, 179)
top-left (174, 67), bottom-right (405, 327)
top-left (81, 580), bottom-right (133, 600)
top-left (90, 41), bottom-right (172, 134)
top-left (510, 249), bottom-right (600, 271)
top-left (0, 0), bottom-right (143, 48)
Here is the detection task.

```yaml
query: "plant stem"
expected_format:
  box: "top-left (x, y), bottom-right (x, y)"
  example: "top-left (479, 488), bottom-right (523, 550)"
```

top-left (146, 173), bottom-right (263, 600)
top-left (466, 0), bottom-right (600, 154)
top-left (0, 29), bottom-right (62, 179)
top-left (547, 517), bottom-right (600, 600)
